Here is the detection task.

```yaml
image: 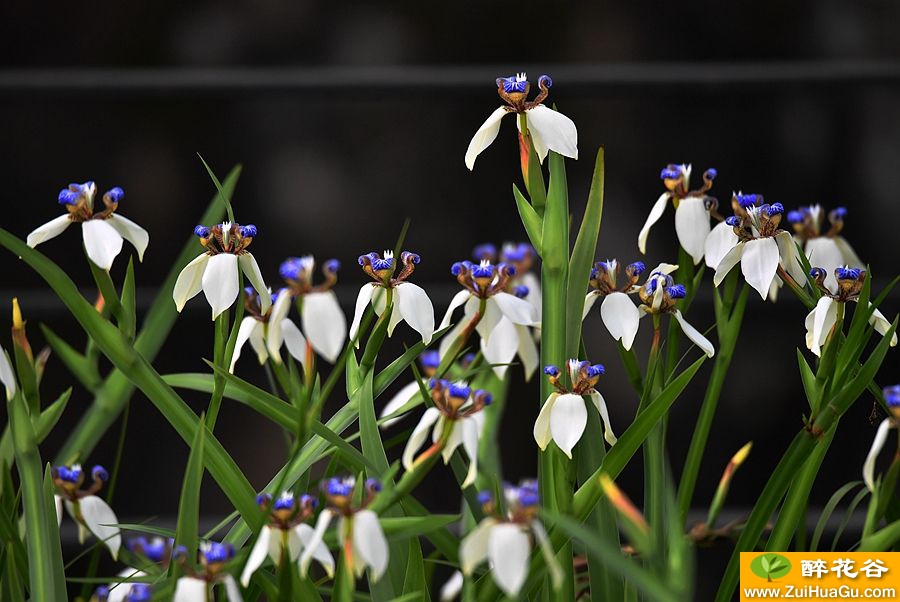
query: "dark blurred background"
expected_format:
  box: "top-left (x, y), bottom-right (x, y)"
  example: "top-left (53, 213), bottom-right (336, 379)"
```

top-left (1, 0), bottom-right (899, 596)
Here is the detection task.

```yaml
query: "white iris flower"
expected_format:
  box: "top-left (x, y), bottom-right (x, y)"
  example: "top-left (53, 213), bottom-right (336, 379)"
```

top-left (27, 182), bottom-right (148, 271)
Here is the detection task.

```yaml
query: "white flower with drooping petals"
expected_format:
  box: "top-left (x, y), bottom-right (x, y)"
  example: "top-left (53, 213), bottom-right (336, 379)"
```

top-left (348, 251), bottom-right (435, 346)
top-left (439, 259), bottom-right (540, 380)
top-left (460, 481), bottom-right (562, 598)
top-left (803, 267), bottom-right (897, 357)
top-left (402, 380), bottom-right (491, 487)
top-left (785, 204), bottom-right (863, 293)
top-left (863, 386), bottom-right (900, 492)
top-left (274, 256), bottom-right (347, 363)
top-left (378, 350), bottom-right (443, 428)
top-left (299, 477), bottom-right (388, 582)
top-left (52, 464), bottom-right (121, 559)
top-left (27, 182), bottom-right (149, 271)
top-left (465, 73), bottom-right (577, 170)
top-left (582, 259), bottom-right (651, 350)
top-left (240, 492), bottom-right (334, 586)
top-left (638, 164), bottom-right (718, 265)
top-left (229, 288), bottom-right (307, 373)
top-left (637, 268), bottom-right (716, 358)
top-left (174, 542), bottom-right (242, 602)
top-left (711, 195), bottom-right (806, 300)
top-left (173, 222), bottom-right (270, 320)
top-left (534, 360), bottom-right (616, 458)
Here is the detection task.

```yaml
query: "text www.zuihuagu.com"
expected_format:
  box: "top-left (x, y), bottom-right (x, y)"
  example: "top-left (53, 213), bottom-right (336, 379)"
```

top-left (743, 585), bottom-right (897, 598)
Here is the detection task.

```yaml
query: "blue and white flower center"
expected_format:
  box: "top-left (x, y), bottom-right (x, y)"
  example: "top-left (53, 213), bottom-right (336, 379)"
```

top-left (495, 72), bottom-right (554, 113)
top-left (358, 250), bottom-right (420, 288)
top-left (193, 221), bottom-right (257, 256)
top-left (57, 181), bottom-right (125, 223)
top-left (452, 259), bottom-right (517, 299)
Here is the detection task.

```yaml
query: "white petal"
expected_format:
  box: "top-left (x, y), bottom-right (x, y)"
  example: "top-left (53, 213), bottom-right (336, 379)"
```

top-left (54, 495), bottom-right (63, 526)
top-left (582, 292), bottom-right (600, 321)
top-left (775, 231), bottom-right (807, 284)
top-left (352, 510), bottom-right (389, 581)
top-left (174, 577), bottom-right (208, 602)
top-left (202, 254), bottom-right (240, 320)
top-left (704, 221), bottom-right (740, 270)
top-left (348, 285), bottom-right (376, 347)
top-left (649, 262), bottom-right (680, 276)
top-left (864, 419), bottom-right (893, 492)
top-left (515, 324), bottom-right (539, 381)
top-left (107, 214), bottom-right (149, 262)
top-left (493, 291), bottom-right (539, 326)
top-left (740, 238), bottom-right (780, 299)
top-left (238, 253), bottom-right (271, 315)
top-left (465, 106), bottom-right (509, 170)
top-left (221, 575), bottom-right (244, 602)
top-left (438, 319), bottom-right (467, 361)
top-left (834, 236), bottom-right (864, 268)
top-left (868, 306), bottom-right (898, 347)
top-left (600, 292), bottom-right (641, 351)
top-left (487, 523), bottom-right (531, 597)
top-left (380, 380), bottom-right (424, 428)
top-left (230, 318), bottom-right (263, 373)
top-left (589, 391), bottom-right (617, 445)
top-left (525, 104), bottom-right (578, 162)
top-left (441, 418), bottom-right (462, 463)
top-left (533, 393), bottom-right (557, 450)
top-left (240, 525), bottom-right (273, 586)
top-left (266, 292), bottom-right (292, 359)
top-left (475, 297), bottom-right (502, 340)
top-left (173, 254), bottom-right (210, 312)
top-left (805, 237), bottom-right (845, 293)
top-left (674, 197), bottom-right (710, 265)
top-left (302, 291), bottom-right (346, 363)
top-left (439, 290), bottom-right (473, 330)
top-left (460, 518), bottom-right (497, 575)
top-left (713, 242), bottom-right (744, 287)
top-left (402, 407), bottom-right (442, 470)
top-left (78, 495), bottom-right (121, 559)
top-left (810, 296), bottom-right (837, 357)
top-left (460, 417), bottom-right (480, 487)
top-left (440, 570), bottom-right (464, 602)
top-left (299, 509), bottom-right (333, 577)
top-left (294, 523), bottom-right (335, 578)
top-left (280, 319), bottom-right (308, 365)
top-left (26, 214), bottom-right (73, 248)
top-left (549, 393), bottom-right (588, 459)
top-left (0, 348), bottom-right (16, 400)
top-left (82, 219), bottom-right (124, 270)
top-left (672, 310), bottom-right (715, 358)
top-left (287, 527), bottom-right (303, 562)
top-left (637, 192), bottom-right (671, 254)
top-left (482, 316), bottom-right (519, 379)
top-left (396, 282), bottom-right (435, 344)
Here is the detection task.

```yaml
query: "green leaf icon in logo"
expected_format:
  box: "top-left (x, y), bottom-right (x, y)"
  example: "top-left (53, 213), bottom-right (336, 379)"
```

top-left (750, 554), bottom-right (792, 582)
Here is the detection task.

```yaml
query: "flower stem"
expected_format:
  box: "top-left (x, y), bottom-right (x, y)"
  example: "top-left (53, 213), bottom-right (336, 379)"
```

top-left (359, 288), bottom-right (393, 374)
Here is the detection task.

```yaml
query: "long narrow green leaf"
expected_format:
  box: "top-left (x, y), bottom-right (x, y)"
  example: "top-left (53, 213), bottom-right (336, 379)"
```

top-left (543, 511), bottom-right (678, 602)
top-left (55, 167), bottom-right (239, 463)
top-left (119, 257), bottom-right (137, 340)
top-left (512, 184), bottom-right (543, 255)
top-left (372, 326), bottom-right (451, 398)
top-left (565, 148), bottom-right (604, 359)
top-left (39, 325), bottom-right (102, 392)
top-left (174, 415), bottom-right (206, 563)
top-left (810, 481), bottom-right (862, 552)
top-left (8, 393), bottom-right (66, 600)
top-left (357, 371), bottom-right (389, 476)
top-left (858, 518), bottom-right (900, 551)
